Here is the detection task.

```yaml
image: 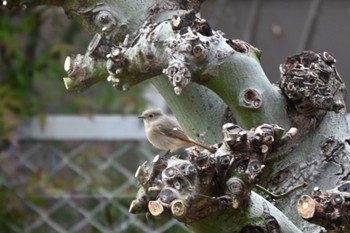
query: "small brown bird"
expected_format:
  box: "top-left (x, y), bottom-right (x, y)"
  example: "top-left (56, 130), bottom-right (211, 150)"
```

top-left (138, 109), bottom-right (216, 153)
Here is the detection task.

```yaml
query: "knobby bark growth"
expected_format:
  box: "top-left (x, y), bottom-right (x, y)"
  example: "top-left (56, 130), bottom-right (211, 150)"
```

top-left (6, 1), bottom-right (350, 232)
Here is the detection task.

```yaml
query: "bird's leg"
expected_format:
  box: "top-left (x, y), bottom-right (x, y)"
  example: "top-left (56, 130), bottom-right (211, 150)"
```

top-left (160, 150), bottom-right (171, 159)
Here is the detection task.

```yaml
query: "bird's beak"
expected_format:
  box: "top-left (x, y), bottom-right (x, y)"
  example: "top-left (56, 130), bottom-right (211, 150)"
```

top-left (138, 115), bottom-right (145, 119)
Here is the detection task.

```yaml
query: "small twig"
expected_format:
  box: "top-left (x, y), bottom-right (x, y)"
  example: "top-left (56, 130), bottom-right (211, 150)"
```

top-left (256, 182), bottom-right (307, 199)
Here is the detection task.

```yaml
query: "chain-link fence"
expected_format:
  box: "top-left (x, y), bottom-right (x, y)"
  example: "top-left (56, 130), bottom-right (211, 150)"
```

top-left (5, 114), bottom-right (349, 233)
top-left (2, 116), bottom-right (189, 233)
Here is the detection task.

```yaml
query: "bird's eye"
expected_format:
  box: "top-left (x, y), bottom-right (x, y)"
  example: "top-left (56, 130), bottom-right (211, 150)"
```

top-left (149, 114), bottom-right (153, 118)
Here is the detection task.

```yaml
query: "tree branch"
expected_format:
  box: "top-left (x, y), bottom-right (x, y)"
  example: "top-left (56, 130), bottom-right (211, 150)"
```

top-left (5, 1), bottom-right (350, 232)
top-left (130, 122), bottom-right (302, 233)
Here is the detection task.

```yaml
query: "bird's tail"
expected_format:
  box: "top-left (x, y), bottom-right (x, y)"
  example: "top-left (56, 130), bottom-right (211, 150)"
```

top-left (188, 138), bottom-right (217, 153)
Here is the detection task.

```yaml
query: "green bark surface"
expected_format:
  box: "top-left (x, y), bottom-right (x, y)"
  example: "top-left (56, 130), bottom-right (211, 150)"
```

top-left (6, 1), bottom-right (350, 232)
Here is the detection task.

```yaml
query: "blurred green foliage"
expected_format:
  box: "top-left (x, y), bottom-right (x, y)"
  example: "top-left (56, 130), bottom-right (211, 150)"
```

top-left (0, 6), bottom-right (150, 233)
top-left (0, 7), bottom-right (148, 145)
top-left (0, 8), bottom-right (44, 143)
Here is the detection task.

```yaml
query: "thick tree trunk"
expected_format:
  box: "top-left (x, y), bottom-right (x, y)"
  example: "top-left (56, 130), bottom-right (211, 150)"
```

top-left (7, 1), bottom-right (350, 232)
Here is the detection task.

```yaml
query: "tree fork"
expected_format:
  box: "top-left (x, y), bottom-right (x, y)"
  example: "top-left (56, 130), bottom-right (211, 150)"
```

top-left (5, 1), bottom-right (350, 232)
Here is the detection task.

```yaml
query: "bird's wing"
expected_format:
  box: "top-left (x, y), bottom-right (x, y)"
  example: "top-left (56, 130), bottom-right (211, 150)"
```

top-left (156, 117), bottom-right (217, 153)
top-left (157, 120), bottom-right (193, 143)
top-left (165, 127), bottom-right (216, 153)
top-left (167, 127), bottom-right (193, 142)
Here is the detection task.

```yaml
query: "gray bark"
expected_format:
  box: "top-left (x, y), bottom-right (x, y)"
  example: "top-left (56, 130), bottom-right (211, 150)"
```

top-left (7, 1), bottom-right (350, 232)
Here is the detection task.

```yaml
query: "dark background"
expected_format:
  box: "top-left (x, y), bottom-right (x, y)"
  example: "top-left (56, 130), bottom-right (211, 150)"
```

top-left (202, 0), bottom-right (350, 110)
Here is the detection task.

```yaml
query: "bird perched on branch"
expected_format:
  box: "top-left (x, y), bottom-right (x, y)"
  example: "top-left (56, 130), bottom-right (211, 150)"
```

top-left (138, 109), bottom-right (216, 153)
